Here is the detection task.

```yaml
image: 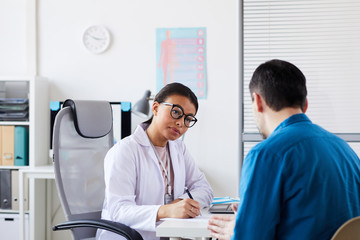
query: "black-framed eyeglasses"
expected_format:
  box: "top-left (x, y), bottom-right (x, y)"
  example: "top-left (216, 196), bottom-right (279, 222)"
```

top-left (161, 102), bottom-right (198, 128)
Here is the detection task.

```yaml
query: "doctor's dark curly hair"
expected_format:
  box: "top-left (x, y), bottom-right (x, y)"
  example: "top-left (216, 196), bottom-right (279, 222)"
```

top-left (144, 82), bottom-right (198, 124)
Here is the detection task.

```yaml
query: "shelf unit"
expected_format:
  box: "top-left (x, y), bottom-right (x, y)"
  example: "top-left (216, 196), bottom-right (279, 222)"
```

top-left (0, 76), bottom-right (49, 240)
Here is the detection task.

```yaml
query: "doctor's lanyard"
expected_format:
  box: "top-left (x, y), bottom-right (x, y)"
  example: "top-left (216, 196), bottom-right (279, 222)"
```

top-left (149, 142), bottom-right (174, 204)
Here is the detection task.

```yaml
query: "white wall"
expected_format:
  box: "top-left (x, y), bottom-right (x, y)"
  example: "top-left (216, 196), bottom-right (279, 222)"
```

top-left (37, 0), bottom-right (240, 196)
top-left (0, 0), bottom-right (27, 75)
top-left (1, 1), bottom-right (240, 239)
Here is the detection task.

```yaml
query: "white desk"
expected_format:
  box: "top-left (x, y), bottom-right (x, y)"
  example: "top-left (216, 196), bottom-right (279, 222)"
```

top-left (156, 209), bottom-right (212, 240)
top-left (19, 165), bottom-right (55, 240)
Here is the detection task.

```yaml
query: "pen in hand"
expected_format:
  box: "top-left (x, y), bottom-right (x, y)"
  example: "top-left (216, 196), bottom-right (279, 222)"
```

top-left (185, 187), bottom-right (193, 199)
top-left (184, 187), bottom-right (201, 216)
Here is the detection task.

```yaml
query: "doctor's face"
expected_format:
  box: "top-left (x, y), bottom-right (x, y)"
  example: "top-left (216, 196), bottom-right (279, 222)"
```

top-left (153, 94), bottom-right (197, 141)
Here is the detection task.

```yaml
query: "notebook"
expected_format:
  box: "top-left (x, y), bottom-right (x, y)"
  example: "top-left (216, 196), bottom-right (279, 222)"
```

top-left (209, 203), bottom-right (234, 214)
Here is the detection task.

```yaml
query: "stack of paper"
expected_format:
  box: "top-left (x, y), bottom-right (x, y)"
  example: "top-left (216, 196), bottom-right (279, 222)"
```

top-left (0, 98), bottom-right (29, 121)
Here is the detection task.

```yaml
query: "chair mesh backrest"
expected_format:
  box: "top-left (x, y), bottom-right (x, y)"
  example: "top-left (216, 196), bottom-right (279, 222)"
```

top-left (53, 100), bottom-right (114, 239)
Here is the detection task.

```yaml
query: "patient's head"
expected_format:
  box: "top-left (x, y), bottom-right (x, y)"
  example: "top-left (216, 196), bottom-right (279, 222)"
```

top-left (249, 59), bottom-right (307, 112)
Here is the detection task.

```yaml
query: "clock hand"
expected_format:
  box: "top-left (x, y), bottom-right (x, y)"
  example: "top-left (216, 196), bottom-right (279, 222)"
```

top-left (88, 34), bottom-right (105, 41)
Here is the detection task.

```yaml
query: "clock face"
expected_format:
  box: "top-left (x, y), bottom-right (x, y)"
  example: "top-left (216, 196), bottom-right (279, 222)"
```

top-left (82, 25), bottom-right (111, 54)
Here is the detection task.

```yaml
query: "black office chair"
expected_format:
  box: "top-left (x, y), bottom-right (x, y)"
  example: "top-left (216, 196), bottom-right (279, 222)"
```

top-left (52, 99), bottom-right (143, 240)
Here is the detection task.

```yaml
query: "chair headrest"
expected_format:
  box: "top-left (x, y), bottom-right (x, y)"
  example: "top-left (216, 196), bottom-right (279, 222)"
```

top-left (63, 99), bottom-right (112, 138)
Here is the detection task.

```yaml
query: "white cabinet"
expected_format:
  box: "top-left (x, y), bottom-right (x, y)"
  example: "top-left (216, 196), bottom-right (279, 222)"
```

top-left (0, 213), bottom-right (29, 240)
top-left (0, 76), bottom-right (49, 240)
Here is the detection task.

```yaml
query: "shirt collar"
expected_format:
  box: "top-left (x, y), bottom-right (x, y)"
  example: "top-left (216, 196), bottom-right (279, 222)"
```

top-left (270, 113), bottom-right (311, 137)
top-left (133, 122), bottom-right (152, 146)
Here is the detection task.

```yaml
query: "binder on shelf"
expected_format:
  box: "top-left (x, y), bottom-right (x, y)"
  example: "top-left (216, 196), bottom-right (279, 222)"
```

top-left (24, 174), bottom-right (29, 211)
top-left (50, 101), bottom-right (62, 150)
top-left (11, 170), bottom-right (19, 210)
top-left (0, 169), bottom-right (11, 209)
top-left (121, 102), bottom-right (131, 139)
top-left (14, 126), bottom-right (28, 166)
top-left (1, 126), bottom-right (15, 166)
top-left (0, 126), bottom-right (2, 165)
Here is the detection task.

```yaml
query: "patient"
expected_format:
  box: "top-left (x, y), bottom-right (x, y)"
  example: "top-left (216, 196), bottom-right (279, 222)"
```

top-left (97, 82), bottom-right (213, 240)
top-left (208, 59), bottom-right (360, 240)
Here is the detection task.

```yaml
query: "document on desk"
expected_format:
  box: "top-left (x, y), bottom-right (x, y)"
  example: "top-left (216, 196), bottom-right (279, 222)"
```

top-left (160, 209), bottom-right (211, 222)
top-left (157, 213), bottom-right (212, 239)
top-left (161, 216), bottom-right (209, 222)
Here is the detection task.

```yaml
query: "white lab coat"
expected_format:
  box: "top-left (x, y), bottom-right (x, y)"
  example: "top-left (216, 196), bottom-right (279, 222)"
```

top-left (97, 123), bottom-right (214, 240)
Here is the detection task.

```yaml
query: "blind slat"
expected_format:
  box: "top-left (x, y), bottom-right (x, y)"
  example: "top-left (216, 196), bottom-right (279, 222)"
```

top-left (243, 0), bottom-right (360, 134)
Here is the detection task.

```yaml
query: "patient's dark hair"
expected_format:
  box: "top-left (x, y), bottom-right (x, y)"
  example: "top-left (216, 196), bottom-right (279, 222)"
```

top-left (249, 59), bottom-right (307, 111)
top-left (144, 82), bottom-right (198, 124)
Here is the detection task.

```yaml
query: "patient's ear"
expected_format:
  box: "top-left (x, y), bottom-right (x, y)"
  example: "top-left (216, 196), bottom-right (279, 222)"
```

top-left (303, 98), bottom-right (308, 113)
top-left (253, 92), bottom-right (264, 113)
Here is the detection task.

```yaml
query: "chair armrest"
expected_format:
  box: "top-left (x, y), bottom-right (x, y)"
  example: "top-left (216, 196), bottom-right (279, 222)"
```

top-left (52, 219), bottom-right (143, 240)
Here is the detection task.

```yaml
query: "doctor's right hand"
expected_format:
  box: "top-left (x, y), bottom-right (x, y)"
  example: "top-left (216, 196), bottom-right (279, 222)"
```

top-left (156, 198), bottom-right (200, 221)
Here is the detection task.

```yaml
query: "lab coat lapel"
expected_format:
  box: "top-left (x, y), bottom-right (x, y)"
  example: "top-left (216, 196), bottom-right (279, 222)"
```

top-left (133, 124), bottom-right (166, 195)
top-left (168, 141), bottom-right (184, 198)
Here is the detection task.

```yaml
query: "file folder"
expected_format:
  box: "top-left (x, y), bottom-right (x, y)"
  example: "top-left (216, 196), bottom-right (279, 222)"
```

top-left (11, 170), bottom-right (19, 210)
top-left (0, 126), bottom-right (2, 165)
top-left (50, 101), bottom-right (62, 149)
top-left (0, 169), bottom-right (11, 209)
top-left (1, 126), bottom-right (15, 166)
top-left (14, 126), bottom-right (28, 166)
top-left (121, 102), bottom-right (131, 139)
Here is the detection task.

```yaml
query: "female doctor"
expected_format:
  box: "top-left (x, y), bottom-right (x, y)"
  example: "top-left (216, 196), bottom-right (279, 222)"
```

top-left (97, 83), bottom-right (214, 240)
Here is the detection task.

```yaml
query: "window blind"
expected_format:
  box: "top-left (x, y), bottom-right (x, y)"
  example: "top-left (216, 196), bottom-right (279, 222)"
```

top-left (243, 0), bottom-right (360, 134)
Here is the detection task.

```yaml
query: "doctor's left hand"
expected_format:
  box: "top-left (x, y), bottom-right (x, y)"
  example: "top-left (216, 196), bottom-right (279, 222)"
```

top-left (156, 198), bottom-right (200, 221)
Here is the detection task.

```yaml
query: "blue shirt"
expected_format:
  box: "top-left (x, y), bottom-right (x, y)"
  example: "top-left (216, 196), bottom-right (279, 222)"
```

top-left (233, 114), bottom-right (360, 240)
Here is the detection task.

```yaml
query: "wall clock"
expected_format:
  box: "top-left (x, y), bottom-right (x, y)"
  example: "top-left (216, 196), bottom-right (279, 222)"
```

top-left (82, 25), bottom-right (111, 54)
